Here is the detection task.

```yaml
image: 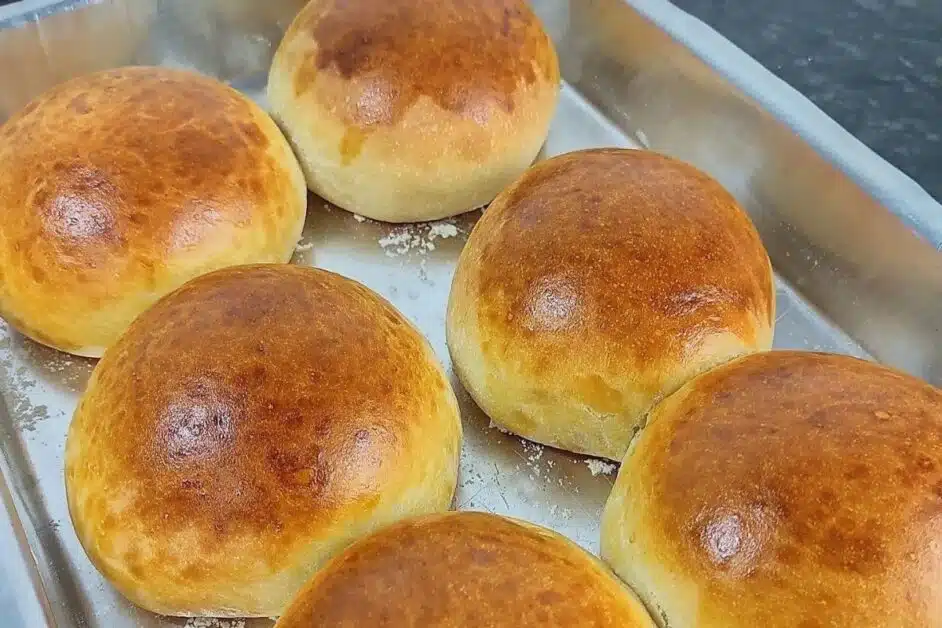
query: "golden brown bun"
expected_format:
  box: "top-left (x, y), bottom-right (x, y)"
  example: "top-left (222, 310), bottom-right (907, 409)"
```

top-left (447, 149), bottom-right (774, 461)
top-left (601, 351), bottom-right (942, 627)
top-left (0, 67), bottom-right (307, 357)
top-left (276, 511), bottom-right (656, 627)
top-left (64, 265), bottom-right (462, 617)
top-left (267, 0), bottom-right (560, 222)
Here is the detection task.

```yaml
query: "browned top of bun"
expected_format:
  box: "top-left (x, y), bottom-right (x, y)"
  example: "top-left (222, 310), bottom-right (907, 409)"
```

top-left (68, 265), bottom-right (457, 572)
top-left (627, 351), bottom-right (942, 625)
top-left (283, 0), bottom-right (558, 126)
top-left (276, 511), bottom-right (655, 627)
top-left (0, 67), bottom-right (296, 304)
top-left (466, 148), bottom-right (773, 375)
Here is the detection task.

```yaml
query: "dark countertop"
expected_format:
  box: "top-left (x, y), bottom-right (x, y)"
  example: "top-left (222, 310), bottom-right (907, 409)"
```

top-left (671, 0), bottom-right (942, 202)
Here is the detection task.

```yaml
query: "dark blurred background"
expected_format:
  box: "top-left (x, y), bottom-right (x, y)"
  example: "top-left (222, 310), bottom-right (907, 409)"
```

top-left (671, 0), bottom-right (941, 201)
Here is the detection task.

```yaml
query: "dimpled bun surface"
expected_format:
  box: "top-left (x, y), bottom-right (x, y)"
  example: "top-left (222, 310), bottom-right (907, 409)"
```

top-left (447, 148), bottom-right (774, 461)
top-left (267, 0), bottom-right (560, 222)
top-left (65, 265), bottom-right (462, 617)
top-left (601, 351), bottom-right (942, 627)
top-left (0, 67), bottom-right (306, 357)
top-left (275, 511), bottom-right (657, 627)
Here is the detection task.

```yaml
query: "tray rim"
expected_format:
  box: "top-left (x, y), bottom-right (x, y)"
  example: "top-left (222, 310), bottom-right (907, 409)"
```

top-left (627, 0), bottom-right (942, 248)
top-left (0, 0), bottom-right (939, 626)
top-left (0, 0), bottom-right (74, 24)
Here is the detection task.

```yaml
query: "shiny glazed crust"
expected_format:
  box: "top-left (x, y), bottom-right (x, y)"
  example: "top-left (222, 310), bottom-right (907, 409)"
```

top-left (267, 0), bottom-right (560, 222)
top-left (64, 265), bottom-right (463, 617)
top-left (447, 148), bottom-right (774, 460)
top-left (0, 67), bottom-right (307, 356)
top-left (601, 351), bottom-right (942, 627)
top-left (275, 511), bottom-right (657, 627)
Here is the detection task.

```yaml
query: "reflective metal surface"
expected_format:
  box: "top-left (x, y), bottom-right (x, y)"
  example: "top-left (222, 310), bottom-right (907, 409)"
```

top-left (0, 0), bottom-right (939, 627)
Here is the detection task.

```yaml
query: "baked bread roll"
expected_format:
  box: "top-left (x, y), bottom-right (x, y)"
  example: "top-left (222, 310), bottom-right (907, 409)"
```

top-left (0, 67), bottom-right (306, 357)
top-left (65, 265), bottom-right (462, 617)
top-left (601, 351), bottom-right (942, 627)
top-left (275, 511), bottom-right (656, 627)
top-left (267, 0), bottom-right (560, 222)
top-left (447, 148), bottom-right (774, 461)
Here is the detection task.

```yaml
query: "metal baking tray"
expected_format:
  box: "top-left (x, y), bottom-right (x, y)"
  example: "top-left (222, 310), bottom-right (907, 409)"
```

top-left (1, 0), bottom-right (940, 626)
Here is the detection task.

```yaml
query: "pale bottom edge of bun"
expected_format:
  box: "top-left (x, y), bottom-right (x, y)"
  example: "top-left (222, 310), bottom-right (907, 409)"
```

top-left (601, 492), bottom-right (677, 628)
top-left (485, 415), bottom-right (635, 463)
top-left (454, 329), bottom-right (773, 464)
top-left (330, 198), bottom-right (493, 224)
top-left (269, 112), bottom-right (542, 224)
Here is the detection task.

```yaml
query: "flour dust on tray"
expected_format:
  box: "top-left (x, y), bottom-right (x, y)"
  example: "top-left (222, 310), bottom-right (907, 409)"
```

top-left (183, 619), bottom-right (246, 628)
top-left (378, 221), bottom-right (461, 257)
top-left (585, 458), bottom-right (618, 477)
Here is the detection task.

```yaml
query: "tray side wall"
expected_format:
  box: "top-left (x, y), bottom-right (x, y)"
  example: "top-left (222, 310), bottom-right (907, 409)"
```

top-left (0, 1), bottom-right (939, 627)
